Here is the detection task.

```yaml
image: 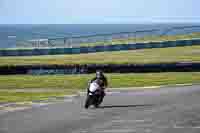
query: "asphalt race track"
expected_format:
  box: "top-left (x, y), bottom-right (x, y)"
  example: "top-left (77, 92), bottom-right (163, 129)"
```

top-left (1, 85), bottom-right (200, 133)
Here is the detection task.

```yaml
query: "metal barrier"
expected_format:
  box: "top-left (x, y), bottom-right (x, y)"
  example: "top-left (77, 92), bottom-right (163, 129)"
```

top-left (1, 63), bottom-right (200, 75)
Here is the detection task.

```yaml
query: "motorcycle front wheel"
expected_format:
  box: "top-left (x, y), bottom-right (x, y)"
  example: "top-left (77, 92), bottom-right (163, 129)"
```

top-left (84, 95), bottom-right (91, 109)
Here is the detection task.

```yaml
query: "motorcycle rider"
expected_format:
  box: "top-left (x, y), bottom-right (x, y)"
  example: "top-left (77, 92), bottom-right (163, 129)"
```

top-left (87, 70), bottom-right (108, 101)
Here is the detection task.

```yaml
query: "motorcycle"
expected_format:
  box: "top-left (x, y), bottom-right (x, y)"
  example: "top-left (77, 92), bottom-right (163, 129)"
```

top-left (84, 81), bottom-right (104, 109)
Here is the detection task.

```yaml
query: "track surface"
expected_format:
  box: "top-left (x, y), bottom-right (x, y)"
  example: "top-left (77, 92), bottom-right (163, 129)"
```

top-left (1, 85), bottom-right (200, 133)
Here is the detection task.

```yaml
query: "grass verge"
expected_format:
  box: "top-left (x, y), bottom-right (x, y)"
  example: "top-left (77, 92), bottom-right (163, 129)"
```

top-left (0, 72), bottom-right (200, 102)
top-left (0, 92), bottom-right (65, 103)
top-left (0, 45), bottom-right (200, 66)
top-left (79, 32), bottom-right (200, 47)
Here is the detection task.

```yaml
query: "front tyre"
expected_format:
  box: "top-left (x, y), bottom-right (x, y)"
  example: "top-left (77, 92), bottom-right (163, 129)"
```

top-left (84, 95), bottom-right (91, 109)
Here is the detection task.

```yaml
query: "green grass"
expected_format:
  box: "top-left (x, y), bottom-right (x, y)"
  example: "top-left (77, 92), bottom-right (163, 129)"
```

top-left (0, 72), bottom-right (200, 102)
top-left (79, 32), bottom-right (200, 47)
top-left (0, 92), bottom-right (65, 103)
top-left (0, 45), bottom-right (200, 66)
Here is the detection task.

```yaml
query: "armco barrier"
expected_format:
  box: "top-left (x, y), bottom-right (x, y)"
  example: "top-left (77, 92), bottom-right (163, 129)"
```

top-left (192, 39), bottom-right (200, 45)
top-left (0, 39), bottom-right (200, 56)
top-left (0, 63), bottom-right (200, 75)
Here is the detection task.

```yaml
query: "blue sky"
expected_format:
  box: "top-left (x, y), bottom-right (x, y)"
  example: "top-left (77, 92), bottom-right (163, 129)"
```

top-left (0, 0), bottom-right (199, 24)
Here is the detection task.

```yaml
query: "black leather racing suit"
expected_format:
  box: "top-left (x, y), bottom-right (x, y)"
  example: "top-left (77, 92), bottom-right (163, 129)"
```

top-left (87, 76), bottom-right (108, 99)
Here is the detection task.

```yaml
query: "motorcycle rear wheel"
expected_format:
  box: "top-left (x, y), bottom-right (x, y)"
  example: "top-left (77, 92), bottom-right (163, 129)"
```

top-left (94, 102), bottom-right (100, 108)
top-left (94, 96), bottom-right (102, 108)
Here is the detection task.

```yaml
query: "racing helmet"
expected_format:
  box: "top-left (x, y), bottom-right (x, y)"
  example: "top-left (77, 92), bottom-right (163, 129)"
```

top-left (96, 70), bottom-right (104, 79)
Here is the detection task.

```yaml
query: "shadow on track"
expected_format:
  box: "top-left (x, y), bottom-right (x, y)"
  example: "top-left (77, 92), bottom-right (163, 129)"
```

top-left (99, 104), bottom-right (154, 109)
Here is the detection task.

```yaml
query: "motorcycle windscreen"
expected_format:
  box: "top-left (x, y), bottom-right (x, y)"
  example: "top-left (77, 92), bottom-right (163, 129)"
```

top-left (89, 82), bottom-right (100, 93)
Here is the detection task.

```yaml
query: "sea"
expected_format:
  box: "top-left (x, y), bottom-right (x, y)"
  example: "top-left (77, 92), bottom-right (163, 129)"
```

top-left (0, 23), bottom-right (200, 48)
